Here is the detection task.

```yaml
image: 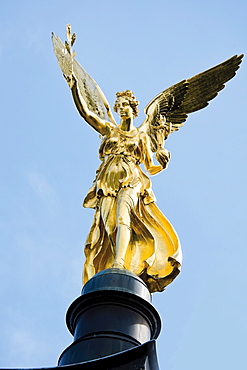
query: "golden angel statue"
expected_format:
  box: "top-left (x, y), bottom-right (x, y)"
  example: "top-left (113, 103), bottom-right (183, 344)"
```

top-left (52, 25), bottom-right (243, 293)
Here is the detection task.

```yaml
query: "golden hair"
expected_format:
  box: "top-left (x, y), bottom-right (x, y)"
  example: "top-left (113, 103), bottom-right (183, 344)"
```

top-left (113, 90), bottom-right (139, 118)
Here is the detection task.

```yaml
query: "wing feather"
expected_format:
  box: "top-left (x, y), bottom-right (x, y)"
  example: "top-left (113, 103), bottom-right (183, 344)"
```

top-left (141, 54), bottom-right (243, 166)
top-left (142, 54), bottom-right (243, 142)
top-left (181, 54), bottom-right (243, 113)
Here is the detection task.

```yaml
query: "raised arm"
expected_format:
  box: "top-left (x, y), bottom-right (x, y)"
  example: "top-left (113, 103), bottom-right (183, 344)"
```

top-left (52, 27), bottom-right (117, 136)
top-left (67, 75), bottom-right (115, 136)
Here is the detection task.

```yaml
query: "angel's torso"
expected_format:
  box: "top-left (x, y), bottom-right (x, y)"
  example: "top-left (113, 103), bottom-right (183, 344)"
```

top-left (99, 126), bottom-right (144, 162)
top-left (95, 126), bottom-right (150, 196)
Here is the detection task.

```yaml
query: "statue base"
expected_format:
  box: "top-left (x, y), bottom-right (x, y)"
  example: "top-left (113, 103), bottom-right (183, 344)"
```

top-left (58, 268), bottom-right (161, 369)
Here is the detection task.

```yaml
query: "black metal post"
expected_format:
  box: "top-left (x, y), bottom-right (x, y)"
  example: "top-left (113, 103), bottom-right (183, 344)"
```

top-left (58, 268), bottom-right (161, 369)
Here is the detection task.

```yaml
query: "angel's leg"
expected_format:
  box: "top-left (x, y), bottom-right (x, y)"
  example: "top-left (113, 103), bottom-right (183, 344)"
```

top-left (100, 195), bottom-right (117, 248)
top-left (113, 187), bottom-right (138, 268)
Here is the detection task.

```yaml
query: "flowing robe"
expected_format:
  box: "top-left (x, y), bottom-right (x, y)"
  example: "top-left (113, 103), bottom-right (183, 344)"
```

top-left (83, 126), bottom-right (182, 293)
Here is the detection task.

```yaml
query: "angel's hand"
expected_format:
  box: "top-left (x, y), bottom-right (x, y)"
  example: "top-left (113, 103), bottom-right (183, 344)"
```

top-left (155, 148), bottom-right (171, 169)
top-left (147, 164), bottom-right (163, 175)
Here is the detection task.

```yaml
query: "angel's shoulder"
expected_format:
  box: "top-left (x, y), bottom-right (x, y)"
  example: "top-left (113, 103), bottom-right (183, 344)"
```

top-left (139, 129), bottom-right (149, 142)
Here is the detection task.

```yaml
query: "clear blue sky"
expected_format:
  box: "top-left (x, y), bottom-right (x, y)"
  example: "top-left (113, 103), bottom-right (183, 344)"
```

top-left (0, 1), bottom-right (246, 369)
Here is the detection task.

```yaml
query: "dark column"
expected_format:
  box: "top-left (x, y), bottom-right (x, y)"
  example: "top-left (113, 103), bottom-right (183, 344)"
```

top-left (58, 268), bottom-right (161, 368)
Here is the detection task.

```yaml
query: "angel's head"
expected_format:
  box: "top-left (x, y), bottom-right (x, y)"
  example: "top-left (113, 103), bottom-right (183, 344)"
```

top-left (114, 90), bottom-right (139, 119)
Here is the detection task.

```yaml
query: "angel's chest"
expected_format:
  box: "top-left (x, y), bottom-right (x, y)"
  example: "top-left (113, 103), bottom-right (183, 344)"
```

top-left (104, 133), bottom-right (140, 155)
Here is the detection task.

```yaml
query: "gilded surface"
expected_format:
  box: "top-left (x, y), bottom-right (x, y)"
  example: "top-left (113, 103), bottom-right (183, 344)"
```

top-left (52, 25), bottom-right (243, 293)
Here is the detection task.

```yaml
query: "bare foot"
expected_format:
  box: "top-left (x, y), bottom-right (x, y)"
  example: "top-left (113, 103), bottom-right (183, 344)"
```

top-left (111, 260), bottom-right (125, 269)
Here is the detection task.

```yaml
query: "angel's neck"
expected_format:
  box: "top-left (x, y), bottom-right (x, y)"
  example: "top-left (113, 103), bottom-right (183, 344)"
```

top-left (119, 118), bottom-right (135, 131)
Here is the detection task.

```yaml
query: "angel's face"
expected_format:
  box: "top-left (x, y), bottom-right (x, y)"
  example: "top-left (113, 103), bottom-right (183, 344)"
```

top-left (115, 97), bottom-right (134, 120)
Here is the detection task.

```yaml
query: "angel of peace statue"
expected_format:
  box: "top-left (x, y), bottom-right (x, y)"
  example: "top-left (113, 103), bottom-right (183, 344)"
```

top-left (52, 25), bottom-right (243, 293)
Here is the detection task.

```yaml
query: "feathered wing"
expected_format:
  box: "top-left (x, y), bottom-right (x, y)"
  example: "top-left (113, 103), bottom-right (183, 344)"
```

top-left (141, 54), bottom-right (243, 165)
top-left (52, 27), bottom-right (116, 126)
